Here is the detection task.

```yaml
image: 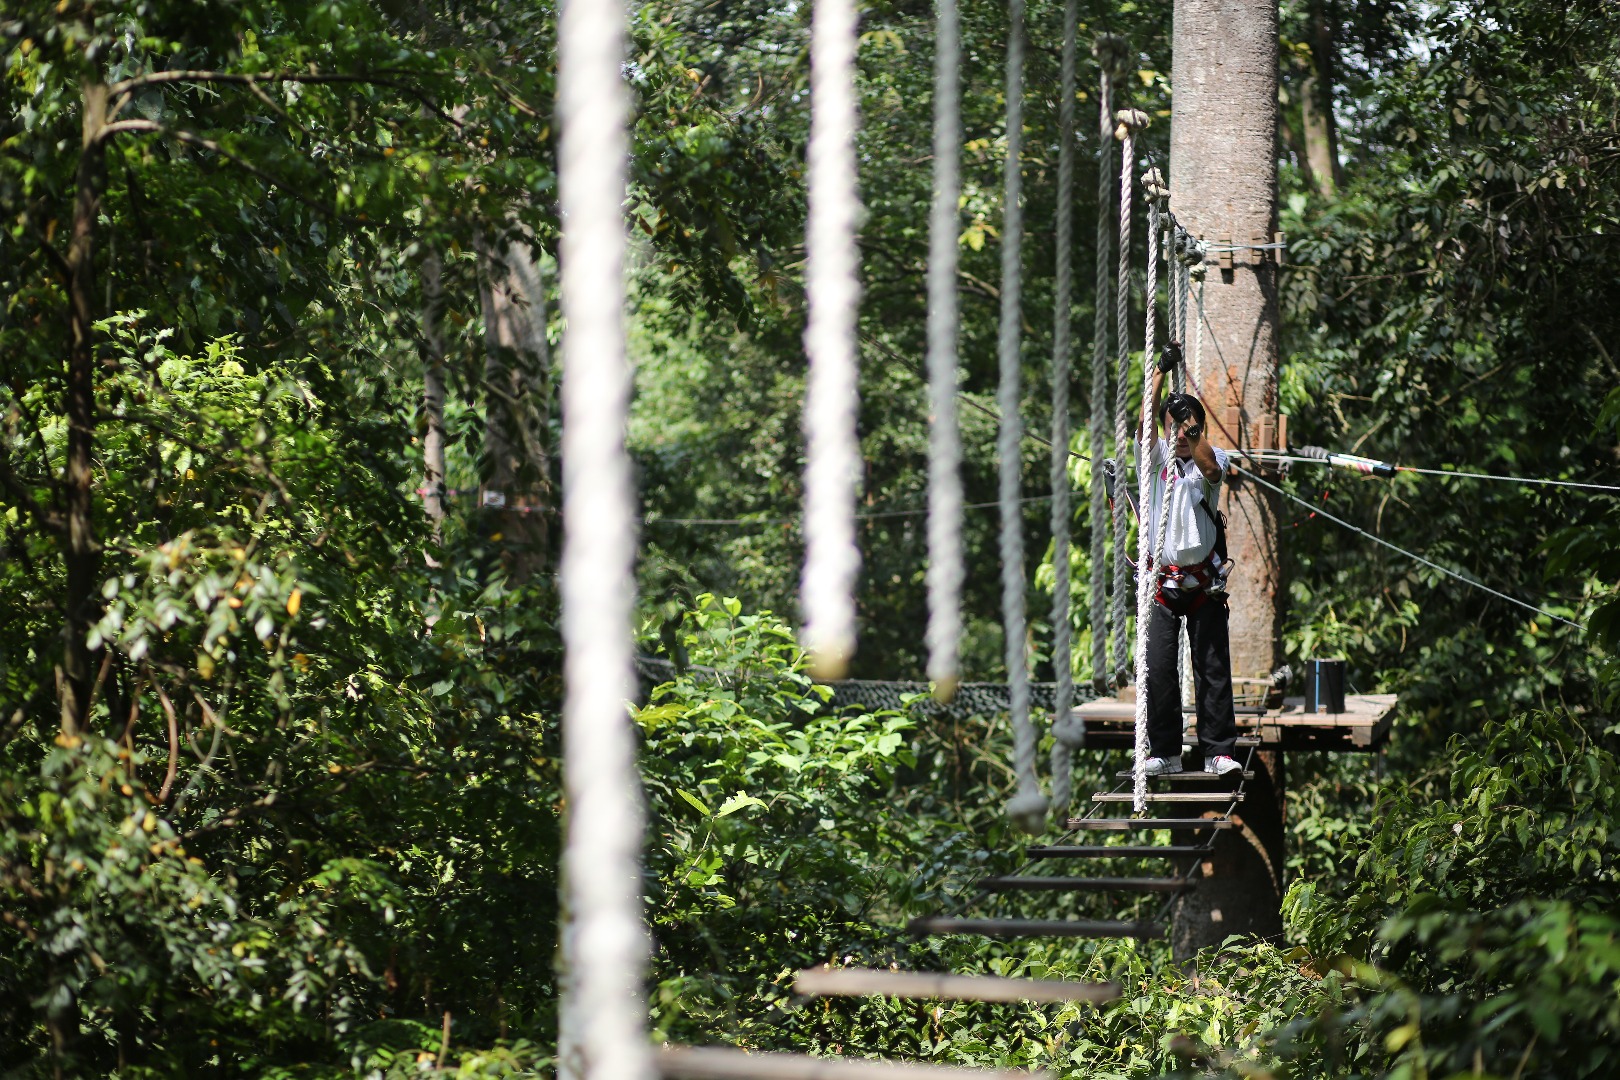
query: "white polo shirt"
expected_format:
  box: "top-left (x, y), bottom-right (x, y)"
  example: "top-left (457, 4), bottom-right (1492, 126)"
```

top-left (1148, 440), bottom-right (1230, 573)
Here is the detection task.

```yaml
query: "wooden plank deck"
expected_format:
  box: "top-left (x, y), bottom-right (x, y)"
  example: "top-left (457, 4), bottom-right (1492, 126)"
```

top-left (1072, 693), bottom-right (1397, 752)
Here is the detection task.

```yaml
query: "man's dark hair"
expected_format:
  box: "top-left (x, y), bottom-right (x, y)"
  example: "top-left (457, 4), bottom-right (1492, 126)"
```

top-left (1162, 392), bottom-right (1206, 427)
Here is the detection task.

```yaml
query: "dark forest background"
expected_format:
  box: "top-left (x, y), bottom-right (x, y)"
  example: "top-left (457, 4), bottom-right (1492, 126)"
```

top-left (2, 0), bottom-right (1618, 1075)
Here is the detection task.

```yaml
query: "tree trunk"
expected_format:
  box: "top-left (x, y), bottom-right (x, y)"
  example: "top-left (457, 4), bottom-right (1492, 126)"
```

top-left (61, 81), bottom-right (109, 738)
top-left (1171, 0), bottom-right (1284, 957)
top-left (477, 225), bottom-right (553, 581)
top-left (422, 250), bottom-right (449, 550)
top-left (1301, 0), bottom-right (1343, 195)
top-left (1170, 0), bottom-right (1281, 687)
top-left (1170, 752), bottom-right (1286, 963)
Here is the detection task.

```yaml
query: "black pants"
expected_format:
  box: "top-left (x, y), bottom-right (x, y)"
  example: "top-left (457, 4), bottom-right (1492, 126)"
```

top-left (1145, 594), bottom-right (1239, 760)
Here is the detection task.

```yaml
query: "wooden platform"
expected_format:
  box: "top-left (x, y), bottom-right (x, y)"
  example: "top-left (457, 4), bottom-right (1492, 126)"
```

top-left (1072, 693), bottom-right (1397, 751)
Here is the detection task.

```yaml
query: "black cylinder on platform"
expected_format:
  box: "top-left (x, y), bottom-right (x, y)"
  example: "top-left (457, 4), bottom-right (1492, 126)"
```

top-left (1306, 658), bottom-right (1346, 714)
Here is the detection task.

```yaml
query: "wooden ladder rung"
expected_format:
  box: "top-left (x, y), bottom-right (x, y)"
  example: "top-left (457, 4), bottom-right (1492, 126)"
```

top-left (1092, 791), bottom-right (1244, 803)
top-left (977, 875), bottom-right (1194, 894)
top-left (1064, 816), bottom-right (1233, 831)
top-left (908, 916), bottom-right (1164, 940)
top-left (1115, 769), bottom-right (1253, 781)
top-left (793, 966), bottom-right (1118, 1004)
top-left (1026, 844), bottom-right (1213, 859)
top-left (1234, 735), bottom-right (1263, 746)
top-left (659, 1046), bottom-right (1054, 1079)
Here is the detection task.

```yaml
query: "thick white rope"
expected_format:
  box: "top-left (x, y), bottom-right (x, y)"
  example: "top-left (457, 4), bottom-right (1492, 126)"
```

top-left (1138, 447), bottom-right (1175, 811)
top-left (1172, 230), bottom-right (1194, 713)
top-left (1165, 230), bottom-right (1183, 394)
top-left (1087, 58), bottom-right (1114, 695)
top-left (1048, 0), bottom-right (1082, 816)
top-left (555, 0), bottom-right (652, 1077)
top-left (1110, 111), bottom-right (1144, 689)
top-left (1132, 186), bottom-right (1163, 813)
top-left (925, 0), bottom-right (963, 701)
top-left (801, 0), bottom-right (863, 680)
top-left (998, 0), bottom-right (1045, 832)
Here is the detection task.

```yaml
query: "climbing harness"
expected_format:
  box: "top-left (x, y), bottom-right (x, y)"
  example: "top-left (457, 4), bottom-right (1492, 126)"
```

top-left (925, 0), bottom-right (964, 700)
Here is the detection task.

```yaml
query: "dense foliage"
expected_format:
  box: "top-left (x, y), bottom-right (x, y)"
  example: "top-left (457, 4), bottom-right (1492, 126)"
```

top-left (2, 0), bottom-right (1618, 1076)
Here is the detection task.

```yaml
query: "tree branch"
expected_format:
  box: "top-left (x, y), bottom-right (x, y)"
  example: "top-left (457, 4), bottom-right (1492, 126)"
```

top-left (107, 69), bottom-right (464, 130)
top-left (145, 667), bottom-right (181, 804)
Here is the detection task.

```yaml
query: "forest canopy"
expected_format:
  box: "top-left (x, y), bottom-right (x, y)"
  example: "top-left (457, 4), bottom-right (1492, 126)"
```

top-left (1, 0), bottom-right (1618, 1076)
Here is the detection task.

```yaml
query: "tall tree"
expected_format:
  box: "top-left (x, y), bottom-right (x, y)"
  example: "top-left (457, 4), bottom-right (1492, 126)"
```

top-left (1169, 0), bottom-right (1286, 956)
top-left (477, 225), bottom-right (553, 579)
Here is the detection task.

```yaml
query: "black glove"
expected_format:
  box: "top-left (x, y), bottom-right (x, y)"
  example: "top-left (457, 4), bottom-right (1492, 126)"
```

top-left (1165, 393), bottom-right (1195, 425)
top-left (1157, 341), bottom-right (1183, 373)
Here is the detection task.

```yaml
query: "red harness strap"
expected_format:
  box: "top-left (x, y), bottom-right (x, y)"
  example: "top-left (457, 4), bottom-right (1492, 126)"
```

top-left (1147, 553), bottom-right (1220, 615)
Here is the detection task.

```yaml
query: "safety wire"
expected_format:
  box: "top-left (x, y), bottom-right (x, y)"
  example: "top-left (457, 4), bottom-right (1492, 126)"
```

top-left (1250, 452), bottom-right (1620, 494)
top-left (1233, 463), bottom-right (1585, 630)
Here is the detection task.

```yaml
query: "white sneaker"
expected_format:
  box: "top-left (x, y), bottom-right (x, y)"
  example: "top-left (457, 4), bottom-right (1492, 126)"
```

top-left (1205, 755), bottom-right (1241, 776)
top-left (1142, 755), bottom-right (1183, 776)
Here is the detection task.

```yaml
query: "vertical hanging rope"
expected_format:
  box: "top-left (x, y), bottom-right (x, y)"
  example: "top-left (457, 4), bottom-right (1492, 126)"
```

top-left (1132, 176), bottom-right (1167, 813)
top-left (1135, 425), bottom-right (1175, 812)
top-left (801, 0), bottom-right (863, 680)
top-left (1168, 229), bottom-right (1194, 711)
top-left (1048, 0), bottom-right (1084, 815)
top-left (999, 0), bottom-right (1045, 832)
top-left (926, 0), bottom-right (963, 701)
top-left (1177, 235), bottom-right (1191, 343)
top-left (1088, 36), bottom-right (1120, 696)
top-left (1170, 236), bottom-right (1186, 394)
top-left (1192, 268), bottom-right (1206, 386)
top-left (1172, 226), bottom-right (1185, 386)
top-left (555, 0), bottom-right (652, 1076)
top-left (1110, 109), bottom-right (1146, 689)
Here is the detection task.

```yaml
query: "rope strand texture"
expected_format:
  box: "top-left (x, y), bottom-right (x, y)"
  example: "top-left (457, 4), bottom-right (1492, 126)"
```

top-left (1133, 190), bottom-right (1163, 813)
top-left (926, 0), bottom-right (964, 699)
top-left (1087, 58), bottom-right (1114, 695)
top-left (555, 0), bottom-right (652, 1075)
top-left (1048, 0), bottom-right (1083, 816)
top-left (1111, 111), bottom-right (1145, 689)
top-left (801, 0), bottom-right (863, 680)
top-left (998, 0), bottom-right (1046, 832)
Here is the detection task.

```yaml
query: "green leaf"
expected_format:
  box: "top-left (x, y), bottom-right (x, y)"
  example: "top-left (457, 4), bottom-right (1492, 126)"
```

top-left (676, 789), bottom-right (713, 817)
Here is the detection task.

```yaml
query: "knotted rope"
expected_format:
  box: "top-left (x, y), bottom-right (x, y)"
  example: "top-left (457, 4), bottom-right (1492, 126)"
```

top-left (1047, 0), bottom-right (1085, 816)
top-left (925, 0), bottom-right (964, 701)
top-left (1088, 34), bottom-right (1125, 696)
top-left (998, 0), bottom-right (1045, 832)
top-left (801, 0), bottom-right (863, 680)
top-left (555, 0), bottom-right (652, 1075)
top-left (1110, 107), bottom-right (1147, 689)
top-left (1131, 166), bottom-right (1167, 813)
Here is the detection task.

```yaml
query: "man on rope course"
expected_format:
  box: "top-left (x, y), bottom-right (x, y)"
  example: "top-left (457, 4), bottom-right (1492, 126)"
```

top-left (1142, 342), bottom-right (1242, 777)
